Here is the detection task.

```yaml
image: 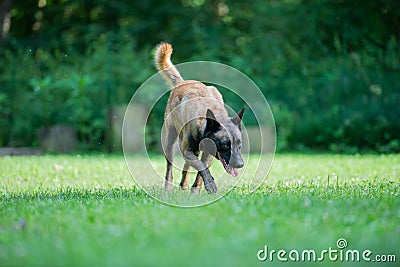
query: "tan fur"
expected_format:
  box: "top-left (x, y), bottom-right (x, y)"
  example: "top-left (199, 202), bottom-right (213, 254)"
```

top-left (165, 81), bottom-right (228, 149)
top-left (155, 42), bottom-right (243, 193)
top-left (154, 42), bottom-right (184, 87)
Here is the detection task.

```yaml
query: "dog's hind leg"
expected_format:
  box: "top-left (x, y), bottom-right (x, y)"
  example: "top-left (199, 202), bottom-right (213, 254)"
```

top-left (180, 151), bottom-right (200, 190)
top-left (191, 173), bottom-right (202, 194)
top-left (191, 153), bottom-right (214, 194)
top-left (180, 160), bottom-right (191, 190)
top-left (163, 126), bottom-right (178, 192)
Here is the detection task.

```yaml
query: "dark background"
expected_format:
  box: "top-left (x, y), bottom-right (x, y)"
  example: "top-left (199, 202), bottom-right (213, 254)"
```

top-left (0, 0), bottom-right (399, 153)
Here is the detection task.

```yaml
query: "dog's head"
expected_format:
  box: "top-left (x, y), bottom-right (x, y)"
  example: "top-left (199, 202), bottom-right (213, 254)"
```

top-left (203, 108), bottom-right (245, 177)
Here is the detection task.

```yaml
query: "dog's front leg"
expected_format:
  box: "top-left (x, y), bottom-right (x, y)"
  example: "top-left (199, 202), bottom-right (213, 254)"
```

top-left (183, 150), bottom-right (217, 193)
top-left (191, 153), bottom-right (214, 194)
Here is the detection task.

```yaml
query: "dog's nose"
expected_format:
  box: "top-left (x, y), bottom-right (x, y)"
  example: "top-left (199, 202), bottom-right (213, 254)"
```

top-left (230, 156), bottom-right (244, 168)
top-left (234, 160), bottom-right (244, 168)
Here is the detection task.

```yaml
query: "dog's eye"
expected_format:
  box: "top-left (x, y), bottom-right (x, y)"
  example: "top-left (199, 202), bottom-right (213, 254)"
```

top-left (221, 143), bottom-right (230, 150)
top-left (234, 140), bottom-right (242, 150)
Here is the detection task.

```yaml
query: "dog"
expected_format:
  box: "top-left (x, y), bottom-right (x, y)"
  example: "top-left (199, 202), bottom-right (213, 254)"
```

top-left (154, 42), bottom-right (244, 194)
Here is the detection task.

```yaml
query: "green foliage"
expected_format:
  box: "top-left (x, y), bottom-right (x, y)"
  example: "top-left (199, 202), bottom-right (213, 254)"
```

top-left (1, 0), bottom-right (399, 152)
top-left (0, 154), bottom-right (399, 266)
top-left (1, 32), bottom-right (151, 149)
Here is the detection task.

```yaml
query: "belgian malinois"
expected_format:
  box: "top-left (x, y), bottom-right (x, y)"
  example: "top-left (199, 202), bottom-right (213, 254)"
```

top-left (155, 42), bottom-right (244, 193)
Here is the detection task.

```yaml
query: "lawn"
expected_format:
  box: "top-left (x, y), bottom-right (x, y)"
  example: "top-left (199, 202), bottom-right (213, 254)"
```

top-left (0, 154), bottom-right (399, 267)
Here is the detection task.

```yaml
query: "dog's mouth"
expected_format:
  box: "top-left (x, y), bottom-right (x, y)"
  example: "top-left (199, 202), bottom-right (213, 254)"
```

top-left (217, 152), bottom-right (238, 177)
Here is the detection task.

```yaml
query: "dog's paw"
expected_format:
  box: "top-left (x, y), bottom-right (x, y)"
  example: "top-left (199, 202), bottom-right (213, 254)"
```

top-left (190, 186), bottom-right (201, 195)
top-left (204, 181), bottom-right (218, 194)
top-left (165, 180), bottom-right (173, 192)
top-left (191, 186), bottom-right (201, 194)
top-left (180, 184), bottom-right (189, 191)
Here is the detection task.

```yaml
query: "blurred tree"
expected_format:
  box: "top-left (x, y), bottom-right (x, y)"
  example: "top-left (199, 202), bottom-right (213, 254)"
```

top-left (0, 0), bottom-right (11, 44)
top-left (0, 0), bottom-right (399, 152)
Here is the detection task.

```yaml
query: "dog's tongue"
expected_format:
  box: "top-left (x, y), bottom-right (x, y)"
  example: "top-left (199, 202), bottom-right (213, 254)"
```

top-left (218, 153), bottom-right (238, 177)
top-left (229, 167), bottom-right (238, 177)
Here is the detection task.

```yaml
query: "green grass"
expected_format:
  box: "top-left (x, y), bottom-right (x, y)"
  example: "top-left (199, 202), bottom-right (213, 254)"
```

top-left (0, 154), bottom-right (399, 267)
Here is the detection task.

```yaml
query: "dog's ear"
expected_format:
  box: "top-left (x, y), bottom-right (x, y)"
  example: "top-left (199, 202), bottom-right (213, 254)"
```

top-left (232, 107), bottom-right (245, 129)
top-left (205, 109), bottom-right (220, 132)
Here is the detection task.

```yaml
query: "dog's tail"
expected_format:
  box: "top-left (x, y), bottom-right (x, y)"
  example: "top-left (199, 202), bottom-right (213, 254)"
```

top-left (154, 42), bottom-right (184, 87)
